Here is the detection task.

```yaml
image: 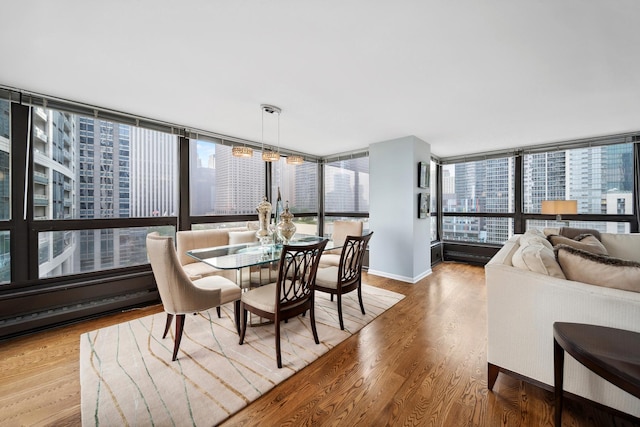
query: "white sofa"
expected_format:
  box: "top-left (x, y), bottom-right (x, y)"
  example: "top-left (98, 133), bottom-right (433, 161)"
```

top-left (485, 230), bottom-right (640, 418)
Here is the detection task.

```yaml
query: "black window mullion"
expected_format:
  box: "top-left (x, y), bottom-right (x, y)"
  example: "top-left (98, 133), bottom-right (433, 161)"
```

top-left (10, 103), bottom-right (33, 283)
top-left (178, 136), bottom-right (190, 231)
top-left (514, 152), bottom-right (524, 234)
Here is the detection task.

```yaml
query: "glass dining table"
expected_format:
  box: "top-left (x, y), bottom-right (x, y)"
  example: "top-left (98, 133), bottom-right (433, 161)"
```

top-left (186, 235), bottom-right (337, 288)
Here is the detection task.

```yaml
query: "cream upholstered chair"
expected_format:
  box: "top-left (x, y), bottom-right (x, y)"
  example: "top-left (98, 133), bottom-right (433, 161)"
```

top-left (238, 239), bottom-right (328, 368)
top-left (315, 232), bottom-right (373, 330)
top-left (146, 232), bottom-right (242, 361)
top-left (319, 220), bottom-right (363, 268)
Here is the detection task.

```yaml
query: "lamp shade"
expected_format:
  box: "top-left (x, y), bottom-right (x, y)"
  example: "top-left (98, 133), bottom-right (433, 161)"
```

top-left (541, 200), bottom-right (577, 215)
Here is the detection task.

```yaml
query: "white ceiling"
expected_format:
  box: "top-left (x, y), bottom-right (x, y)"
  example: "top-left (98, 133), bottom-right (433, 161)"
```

top-left (1, 0), bottom-right (639, 158)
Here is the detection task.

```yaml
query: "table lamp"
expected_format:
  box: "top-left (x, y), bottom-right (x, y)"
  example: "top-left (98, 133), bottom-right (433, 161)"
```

top-left (541, 200), bottom-right (577, 225)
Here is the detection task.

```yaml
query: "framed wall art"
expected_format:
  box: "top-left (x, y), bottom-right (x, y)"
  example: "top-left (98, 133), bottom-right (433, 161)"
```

top-left (418, 192), bottom-right (430, 219)
top-left (418, 161), bottom-right (429, 188)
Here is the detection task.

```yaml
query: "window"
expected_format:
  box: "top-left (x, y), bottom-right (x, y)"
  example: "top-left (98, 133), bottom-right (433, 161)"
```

top-left (442, 157), bottom-right (514, 243)
top-left (271, 157), bottom-right (318, 214)
top-left (442, 157), bottom-right (515, 214)
top-left (523, 143), bottom-right (633, 215)
top-left (523, 142), bottom-right (634, 235)
top-left (38, 226), bottom-right (175, 278)
top-left (324, 157), bottom-right (369, 213)
top-left (189, 141), bottom-right (265, 216)
top-left (32, 109), bottom-right (178, 220)
top-left (271, 157), bottom-right (318, 235)
top-left (31, 107), bottom-right (179, 278)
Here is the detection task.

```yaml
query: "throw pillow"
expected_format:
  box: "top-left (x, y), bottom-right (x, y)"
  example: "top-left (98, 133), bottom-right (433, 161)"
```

top-left (512, 243), bottom-right (566, 279)
top-left (555, 245), bottom-right (640, 292)
top-left (520, 229), bottom-right (554, 250)
top-left (548, 234), bottom-right (608, 256)
top-left (228, 230), bottom-right (258, 245)
top-left (559, 226), bottom-right (602, 241)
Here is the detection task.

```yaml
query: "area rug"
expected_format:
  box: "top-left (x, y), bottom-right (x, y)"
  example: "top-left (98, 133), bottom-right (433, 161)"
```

top-left (80, 284), bottom-right (404, 426)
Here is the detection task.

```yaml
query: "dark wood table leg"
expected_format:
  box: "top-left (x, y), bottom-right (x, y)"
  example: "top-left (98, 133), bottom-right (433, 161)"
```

top-left (554, 337), bottom-right (565, 426)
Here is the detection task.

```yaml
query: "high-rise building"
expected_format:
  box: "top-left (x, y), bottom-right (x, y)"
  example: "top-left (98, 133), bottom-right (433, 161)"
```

top-left (213, 146), bottom-right (265, 215)
top-left (33, 107), bottom-right (77, 277)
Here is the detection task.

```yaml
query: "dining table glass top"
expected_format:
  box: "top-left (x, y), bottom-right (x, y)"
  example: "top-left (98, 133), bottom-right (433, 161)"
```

top-left (186, 235), bottom-right (336, 270)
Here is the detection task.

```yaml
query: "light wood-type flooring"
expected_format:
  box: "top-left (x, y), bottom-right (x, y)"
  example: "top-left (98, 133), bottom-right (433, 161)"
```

top-left (1, 262), bottom-right (638, 426)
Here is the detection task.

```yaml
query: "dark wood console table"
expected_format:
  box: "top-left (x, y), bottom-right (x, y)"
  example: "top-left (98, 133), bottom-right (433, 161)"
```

top-left (553, 322), bottom-right (640, 426)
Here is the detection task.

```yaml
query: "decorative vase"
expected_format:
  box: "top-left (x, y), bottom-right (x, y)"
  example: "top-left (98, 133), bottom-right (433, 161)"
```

top-left (255, 196), bottom-right (272, 244)
top-left (276, 201), bottom-right (296, 244)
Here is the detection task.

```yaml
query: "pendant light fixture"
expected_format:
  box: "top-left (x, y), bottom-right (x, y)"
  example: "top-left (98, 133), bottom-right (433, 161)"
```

top-left (261, 104), bottom-right (281, 162)
top-left (230, 133), bottom-right (253, 159)
top-left (232, 145), bottom-right (253, 158)
top-left (286, 155), bottom-right (304, 165)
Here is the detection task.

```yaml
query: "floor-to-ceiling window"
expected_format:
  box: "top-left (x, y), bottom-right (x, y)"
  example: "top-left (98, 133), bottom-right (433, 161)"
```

top-left (189, 139), bottom-right (266, 229)
top-left (271, 156), bottom-right (319, 235)
top-left (440, 139), bottom-right (637, 250)
top-left (323, 155), bottom-right (370, 236)
top-left (441, 156), bottom-right (515, 244)
top-left (524, 142), bottom-right (634, 233)
top-left (33, 107), bottom-right (179, 278)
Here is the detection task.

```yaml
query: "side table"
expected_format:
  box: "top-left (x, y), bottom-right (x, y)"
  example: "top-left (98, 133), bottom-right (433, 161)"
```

top-left (553, 322), bottom-right (640, 425)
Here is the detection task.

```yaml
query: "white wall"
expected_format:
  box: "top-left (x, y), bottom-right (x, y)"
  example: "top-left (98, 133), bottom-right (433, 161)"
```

top-left (368, 135), bottom-right (431, 283)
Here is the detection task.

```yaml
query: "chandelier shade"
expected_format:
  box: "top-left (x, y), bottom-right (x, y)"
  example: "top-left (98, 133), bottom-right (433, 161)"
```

top-left (286, 155), bottom-right (304, 165)
top-left (232, 146), bottom-right (253, 158)
top-left (262, 151), bottom-right (280, 162)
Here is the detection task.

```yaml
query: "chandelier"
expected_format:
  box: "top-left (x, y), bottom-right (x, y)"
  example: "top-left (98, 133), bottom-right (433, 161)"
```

top-left (286, 155), bottom-right (304, 165)
top-left (261, 104), bottom-right (281, 162)
top-left (231, 145), bottom-right (253, 158)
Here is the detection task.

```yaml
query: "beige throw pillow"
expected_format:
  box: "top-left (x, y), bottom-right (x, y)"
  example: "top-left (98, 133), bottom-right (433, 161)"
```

top-left (512, 243), bottom-right (566, 279)
top-left (520, 229), bottom-right (553, 250)
top-left (555, 245), bottom-right (640, 293)
top-left (548, 234), bottom-right (608, 256)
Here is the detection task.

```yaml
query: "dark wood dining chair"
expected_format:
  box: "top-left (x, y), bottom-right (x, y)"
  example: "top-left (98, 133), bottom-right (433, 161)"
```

top-left (238, 239), bottom-right (328, 368)
top-left (315, 232), bottom-right (373, 330)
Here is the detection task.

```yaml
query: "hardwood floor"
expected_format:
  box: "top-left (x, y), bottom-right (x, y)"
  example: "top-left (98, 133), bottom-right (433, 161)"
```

top-left (1, 262), bottom-right (638, 426)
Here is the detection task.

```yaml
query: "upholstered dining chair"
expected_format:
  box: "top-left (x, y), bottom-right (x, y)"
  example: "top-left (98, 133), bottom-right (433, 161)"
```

top-left (319, 220), bottom-right (364, 268)
top-left (315, 232), bottom-right (373, 330)
top-left (146, 232), bottom-right (242, 361)
top-left (238, 239), bottom-right (328, 368)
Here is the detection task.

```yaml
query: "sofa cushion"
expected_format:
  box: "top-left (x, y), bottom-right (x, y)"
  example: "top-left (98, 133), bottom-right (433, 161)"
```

top-left (555, 245), bottom-right (640, 292)
top-left (600, 233), bottom-right (640, 263)
top-left (512, 243), bottom-right (566, 279)
top-left (182, 262), bottom-right (235, 282)
top-left (548, 234), bottom-right (608, 256)
top-left (520, 229), bottom-right (553, 250)
top-left (176, 227), bottom-right (246, 265)
top-left (229, 230), bottom-right (258, 245)
top-left (559, 226), bottom-right (602, 241)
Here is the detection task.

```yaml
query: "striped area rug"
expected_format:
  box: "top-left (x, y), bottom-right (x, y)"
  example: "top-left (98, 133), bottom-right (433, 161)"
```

top-left (80, 284), bottom-right (404, 426)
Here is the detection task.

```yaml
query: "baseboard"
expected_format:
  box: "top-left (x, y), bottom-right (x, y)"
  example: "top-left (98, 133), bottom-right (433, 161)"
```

top-left (367, 268), bottom-right (432, 284)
